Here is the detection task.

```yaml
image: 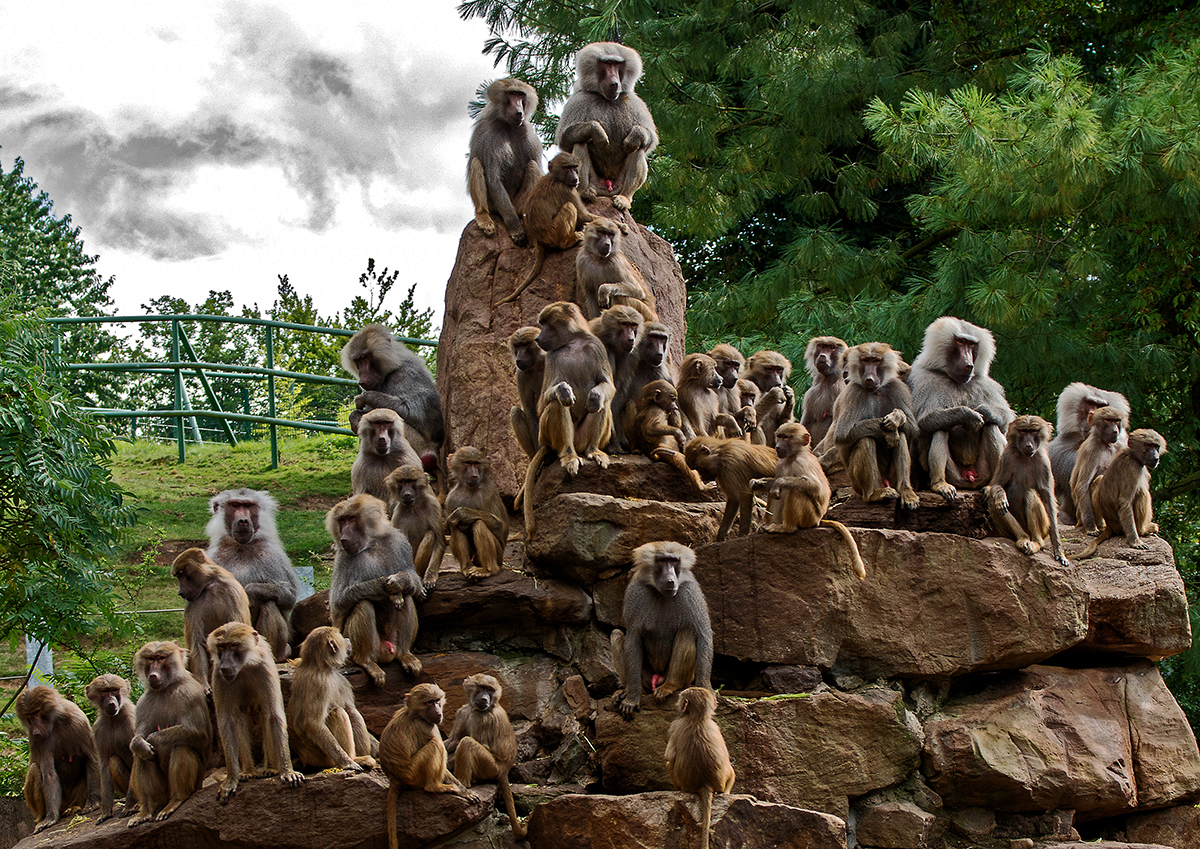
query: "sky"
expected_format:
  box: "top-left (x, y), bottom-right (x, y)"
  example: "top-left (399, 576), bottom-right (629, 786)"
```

top-left (0, 1), bottom-right (513, 327)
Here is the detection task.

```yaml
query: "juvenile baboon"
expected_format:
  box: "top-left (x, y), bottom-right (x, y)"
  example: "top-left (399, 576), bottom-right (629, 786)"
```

top-left (497, 153), bottom-right (605, 306)
top-left (508, 326), bottom-right (545, 459)
top-left (910, 317), bottom-right (1014, 502)
top-left (708, 344), bottom-right (744, 415)
top-left (684, 436), bottom-right (779, 541)
top-left (85, 674), bottom-right (137, 821)
top-left (665, 687), bottom-right (736, 849)
top-left (753, 422), bottom-right (866, 579)
top-left (206, 489), bottom-right (298, 663)
top-left (734, 379), bottom-right (765, 444)
top-left (611, 542), bottom-right (713, 717)
top-left (677, 353), bottom-right (742, 441)
top-left (1069, 405), bottom-right (1128, 534)
top-left (445, 447), bottom-right (509, 580)
top-left (627, 321), bottom-right (674, 401)
top-left (384, 465), bottom-right (445, 590)
top-left (746, 350), bottom-right (795, 445)
top-left (985, 416), bottom-right (1069, 565)
top-left (592, 304), bottom-right (645, 451)
top-left (1076, 429), bottom-right (1167, 558)
top-left (625, 380), bottom-right (707, 490)
top-left (128, 641), bottom-right (212, 826)
top-left (445, 673), bottom-right (526, 838)
top-left (16, 686), bottom-right (101, 833)
top-left (380, 684), bottom-right (470, 849)
top-left (352, 408), bottom-right (423, 501)
top-left (172, 547), bottom-right (253, 680)
top-left (287, 626), bottom-right (378, 772)
top-left (556, 42), bottom-right (658, 209)
top-left (341, 324), bottom-right (444, 470)
top-left (577, 218), bottom-right (655, 321)
top-left (1051, 382), bottom-right (1132, 522)
top-left (327, 495), bottom-right (425, 685)
top-left (523, 302), bottom-right (615, 533)
top-left (800, 336), bottom-right (849, 451)
top-left (830, 342), bottom-right (920, 510)
top-left (468, 78), bottom-right (543, 245)
top-left (207, 623), bottom-right (303, 802)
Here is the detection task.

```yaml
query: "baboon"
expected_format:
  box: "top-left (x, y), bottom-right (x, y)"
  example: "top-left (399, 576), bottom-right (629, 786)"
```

top-left (556, 42), bottom-right (658, 209)
top-left (341, 324), bottom-right (444, 470)
top-left (591, 304), bottom-right (645, 451)
top-left (1050, 382), bottom-right (1131, 521)
top-left (985, 416), bottom-right (1069, 565)
top-left (830, 342), bottom-right (920, 510)
top-left (327, 495), bottom-right (425, 686)
top-left (910, 317), bottom-right (1014, 502)
top-left (352, 408), bottom-right (423, 501)
top-left (625, 380), bottom-right (707, 490)
top-left (172, 547), bottom-right (253, 680)
top-left (128, 641), bottom-right (212, 826)
top-left (734, 379), bottom-right (765, 444)
top-left (577, 218), bottom-right (655, 321)
top-left (1076, 429), bottom-right (1167, 558)
top-left (1069, 405), bottom-right (1129, 533)
top-left (523, 302), bottom-right (615, 533)
top-left (684, 436), bottom-right (779, 541)
top-left (286, 626), bottom-right (378, 772)
top-left (611, 542), bottom-right (713, 717)
top-left (380, 684), bottom-right (470, 849)
top-left (665, 687), bottom-right (736, 849)
top-left (445, 447), bottom-right (509, 580)
top-left (508, 326), bottom-right (545, 459)
top-left (468, 78), bottom-right (543, 245)
top-left (627, 321), bottom-right (674, 401)
top-left (496, 153), bottom-right (605, 306)
top-left (206, 489), bottom-right (298, 663)
top-left (746, 350), bottom-right (795, 445)
top-left (384, 465), bottom-right (445, 590)
top-left (445, 673), bottom-right (526, 838)
top-left (16, 686), bottom-right (101, 833)
top-left (677, 353), bottom-right (742, 441)
top-left (85, 674), bottom-right (137, 821)
top-left (800, 336), bottom-right (848, 451)
top-left (207, 623), bottom-right (303, 802)
top-left (752, 422), bottom-right (865, 579)
top-left (708, 344), bottom-right (744, 415)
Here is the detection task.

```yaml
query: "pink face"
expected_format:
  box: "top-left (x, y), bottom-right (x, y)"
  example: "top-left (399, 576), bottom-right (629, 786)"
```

top-left (598, 60), bottom-right (624, 100)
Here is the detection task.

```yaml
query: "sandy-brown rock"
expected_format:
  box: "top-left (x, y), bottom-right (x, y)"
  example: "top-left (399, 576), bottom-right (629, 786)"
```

top-left (855, 800), bottom-right (937, 849)
top-left (437, 207), bottom-right (687, 500)
top-left (525, 791), bottom-right (847, 849)
top-left (530, 453), bottom-right (723, 505)
top-left (1122, 804), bottom-right (1200, 849)
top-left (695, 530), bottom-right (1089, 678)
top-left (826, 490), bottom-right (993, 538)
top-left (923, 662), bottom-right (1200, 819)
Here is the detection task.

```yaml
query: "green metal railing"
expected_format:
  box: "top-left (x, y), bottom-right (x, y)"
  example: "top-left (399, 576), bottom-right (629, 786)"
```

top-left (48, 314), bottom-right (437, 468)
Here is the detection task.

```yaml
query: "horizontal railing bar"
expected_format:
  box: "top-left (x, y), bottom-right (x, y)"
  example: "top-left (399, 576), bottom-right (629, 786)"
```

top-left (64, 361), bottom-right (359, 386)
top-left (47, 314), bottom-right (437, 347)
top-left (87, 408), bottom-right (353, 436)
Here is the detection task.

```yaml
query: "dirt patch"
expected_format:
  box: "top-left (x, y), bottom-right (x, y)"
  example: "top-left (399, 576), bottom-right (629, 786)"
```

top-left (293, 495), bottom-right (343, 512)
top-left (152, 539), bottom-right (207, 566)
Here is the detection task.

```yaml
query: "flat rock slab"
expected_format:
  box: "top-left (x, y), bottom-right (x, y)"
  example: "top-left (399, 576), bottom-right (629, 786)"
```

top-left (1122, 804), bottom-right (1200, 848)
top-left (526, 791), bottom-right (847, 849)
top-left (826, 490), bottom-right (992, 538)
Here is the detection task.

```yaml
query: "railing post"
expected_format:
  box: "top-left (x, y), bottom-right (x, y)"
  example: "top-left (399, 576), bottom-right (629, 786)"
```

top-left (25, 637), bottom-right (53, 685)
top-left (242, 387), bottom-right (251, 440)
top-left (131, 416), bottom-right (138, 441)
top-left (171, 319), bottom-right (185, 463)
top-left (266, 325), bottom-right (278, 469)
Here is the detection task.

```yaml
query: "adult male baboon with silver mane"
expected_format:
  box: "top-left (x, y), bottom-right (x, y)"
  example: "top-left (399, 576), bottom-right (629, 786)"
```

top-left (468, 78), bottom-right (543, 245)
top-left (556, 42), bottom-right (658, 210)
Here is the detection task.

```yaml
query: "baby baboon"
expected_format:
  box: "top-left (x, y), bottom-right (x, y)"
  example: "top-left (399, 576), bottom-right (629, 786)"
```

top-left (16, 686), bottom-right (101, 833)
top-left (734, 379), bottom-right (765, 444)
top-left (445, 447), bottom-right (509, 580)
top-left (172, 547), bottom-right (253, 680)
top-left (753, 422), bottom-right (865, 579)
top-left (611, 542), bottom-right (713, 717)
top-left (830, 342), bottom-right (920, 510)
top-left (577, 218), bottom-right (655, 321)
top-left (287, 626), bottom-right (379, 772)
top-left (1068, 405), bottom-right (1128, 534)
top-left (665, 687), bottom-right (736, 849)
top-left (746, 350), bottom-right (795, 445)
top-left (625, 379), bottom-right (707, 490)
top-left (468, 78), bottom-right (542, 244)
top-left (445, 673), bottom-right (526, 838)
top-left (677, 353), bottom-right (742, 441)
top-left (708, 344), bottom-right (745, 415)
top-left (384, 465), bottom-right (445, 590)
top-left (1076, 428), bottom-right (1167, 558)
top-left (800, 336), bottom-right (848, 451)
top-left (85, 674), bottom-right (138, 821)
top-left (684, 436), bottom-right (779, 541)
top-left (508, 326), bottom-right (545, 460)
top-left (352, 408), bottom-right (423, 501)
top-left (985, 416), bottom-right (1069, 565)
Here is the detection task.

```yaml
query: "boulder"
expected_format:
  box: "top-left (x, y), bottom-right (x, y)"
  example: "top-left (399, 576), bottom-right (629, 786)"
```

top-left (525, 791), bottom-right (847, 849)
top-left (923, 662), bottom-right (1200, 819)
top-left (437, 207), bottom-right (688, 500)
top-left (1122, 805), bottom-right (1200, 849)
top-left (695, 530), bottom-right (1089, 678)
top-left (854, 800), bottom-right (937, 849)
top-left (826, 490), bottom-right (992, 538)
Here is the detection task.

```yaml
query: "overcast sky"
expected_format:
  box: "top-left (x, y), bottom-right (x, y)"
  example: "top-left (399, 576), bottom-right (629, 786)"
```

top-left (0, 1), bottom-right (514, 327)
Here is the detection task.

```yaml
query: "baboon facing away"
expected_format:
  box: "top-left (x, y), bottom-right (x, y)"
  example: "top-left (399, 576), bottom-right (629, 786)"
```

top-left (665, 687), bottom-right (736, 849)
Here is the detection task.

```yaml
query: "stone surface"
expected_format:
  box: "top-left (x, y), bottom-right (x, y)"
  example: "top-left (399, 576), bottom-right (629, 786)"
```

top-left (525, 791), bottom-right (847, 849)
top-left (530, 453), bottom-right (724, 505)
top-left (437, 208), bottom-right (688, 500)
top-left (855, 800), bottom-right (937, 848)
top-left (595, 688), bottom-right (920, 819)
top-left (695, 529), bottom-right (1089, 678)
top-left (1122, 805), bottom-right (1200, 849)
top-left (826, 490), bottom-right (992, 538)
top-left (923, 662), bottom-right (1200, 819)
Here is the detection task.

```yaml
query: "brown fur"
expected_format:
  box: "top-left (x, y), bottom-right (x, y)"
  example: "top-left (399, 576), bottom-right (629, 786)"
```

top-left (800, 336), bottom-right (848, 452)
top-left (985, 416), bottom-right (1068, 564)
top-left (1068, 405), bottom-right (1128, 533)
top-left (85, 675), bottom-right (138, 821)
top-left (734, 379), bottom-right (765, 444)
top-left (508, 326), bottom-right (545, 460)
top-left (677, 353), bottom-right (742, 440)
top-left (171, 548), bottom-right (253, 680)
top-left (384, 465), bottom-right (445, 590)
top-left (684, 436), bottom-right (779, 540)
top-left (446, 447), bottom-right (509, 580)
top-left (468, 78), bottom-right (543, 244)
top-left (577, 218), bottom-right (654, 321)
top-left (591, 304), bottom-right (645, 451)
top-left (665, 687), bottom-right (736, 849)
top-left (1076, 429), bottom-right (1167, 558)
top-left (352, 408), bottom-right (423, 501)
top-left (708, 344), bottom-right (744, 415)
top-left (625, 380), bottom-right (706, 491)
top-left (1048, 382), bottom-right (1132, 502)
top-left (746, 350), bottom-right (795, 445)
top-left (16, 686), bottom-right (101, 833)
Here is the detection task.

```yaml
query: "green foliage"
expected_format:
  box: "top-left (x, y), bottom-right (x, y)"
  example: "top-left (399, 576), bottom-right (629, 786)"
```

top-left (0, 310), bottom-right (137, 649)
